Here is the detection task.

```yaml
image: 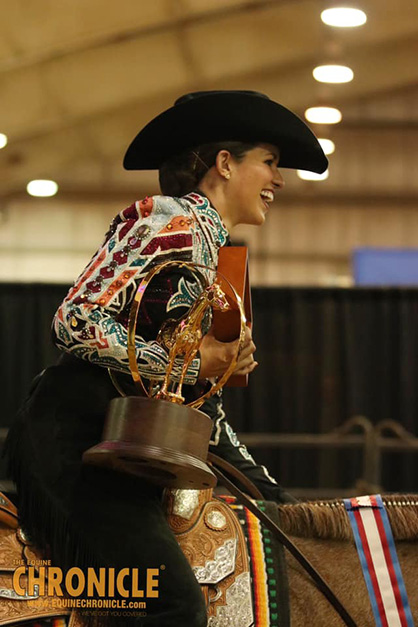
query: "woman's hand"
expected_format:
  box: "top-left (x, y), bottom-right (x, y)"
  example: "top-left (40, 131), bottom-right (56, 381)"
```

top-left (198, 325), bottom-right (257, 380)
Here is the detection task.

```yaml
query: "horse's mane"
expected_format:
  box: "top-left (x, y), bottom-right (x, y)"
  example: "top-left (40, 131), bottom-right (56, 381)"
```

top-left (277, 495), bottom-right (418, 541)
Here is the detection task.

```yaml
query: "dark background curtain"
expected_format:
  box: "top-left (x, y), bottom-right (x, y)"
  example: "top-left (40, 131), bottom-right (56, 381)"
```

top-left (2, 283), bottom-right (418, 493)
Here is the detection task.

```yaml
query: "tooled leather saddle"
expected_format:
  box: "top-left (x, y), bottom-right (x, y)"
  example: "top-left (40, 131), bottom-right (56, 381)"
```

top-left (0, 492), bottom-right (83, 626)
top-left (164, 487), bottom-right (255, 627)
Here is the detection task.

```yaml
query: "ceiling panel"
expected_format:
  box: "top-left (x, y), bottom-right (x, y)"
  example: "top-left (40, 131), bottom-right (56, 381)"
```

top-left (0, 0), bottom-right (173, 65)
top-left (0, 0), bottom-right (417, 204)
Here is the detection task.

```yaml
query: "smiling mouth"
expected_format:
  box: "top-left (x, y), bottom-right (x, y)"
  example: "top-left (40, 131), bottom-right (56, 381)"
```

top-left (260, 190), bottom-right (274, 210)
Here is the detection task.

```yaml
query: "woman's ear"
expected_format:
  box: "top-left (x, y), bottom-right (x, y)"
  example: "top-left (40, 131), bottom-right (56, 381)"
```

top-left (215, 150), bottom-right (233, 180)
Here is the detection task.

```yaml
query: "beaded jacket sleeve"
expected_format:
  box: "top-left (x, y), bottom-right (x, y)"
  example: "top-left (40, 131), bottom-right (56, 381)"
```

top-left (52, 192), bottom-right (229, 384)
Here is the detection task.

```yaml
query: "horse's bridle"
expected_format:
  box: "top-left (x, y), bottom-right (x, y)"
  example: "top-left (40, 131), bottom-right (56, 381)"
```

top-left (208, 453), bottom-right (358, 627)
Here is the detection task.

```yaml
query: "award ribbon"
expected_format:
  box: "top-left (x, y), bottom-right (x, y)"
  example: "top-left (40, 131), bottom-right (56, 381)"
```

top-left (344, 494), bottom-right (414, 627)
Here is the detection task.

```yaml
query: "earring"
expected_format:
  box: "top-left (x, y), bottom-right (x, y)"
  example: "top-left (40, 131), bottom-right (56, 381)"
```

top-left (224, 173), bottom-right (231, 180)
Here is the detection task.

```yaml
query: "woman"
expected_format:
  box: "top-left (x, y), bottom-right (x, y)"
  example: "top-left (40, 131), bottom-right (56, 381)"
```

top-left (6, 90), bottom-right (327, 626)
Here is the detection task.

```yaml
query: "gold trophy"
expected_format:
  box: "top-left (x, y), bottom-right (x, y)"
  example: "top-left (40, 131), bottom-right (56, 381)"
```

top-left (83, 259), bottom-right (246, 490)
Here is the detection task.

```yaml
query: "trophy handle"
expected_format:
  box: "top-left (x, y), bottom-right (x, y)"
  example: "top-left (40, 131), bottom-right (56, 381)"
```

top-left (123, 260), bottom-right (247, 408)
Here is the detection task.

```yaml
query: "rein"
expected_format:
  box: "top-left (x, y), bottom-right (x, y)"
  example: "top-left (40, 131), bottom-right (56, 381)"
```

top-left (208, 453), bottom-right (358, 627)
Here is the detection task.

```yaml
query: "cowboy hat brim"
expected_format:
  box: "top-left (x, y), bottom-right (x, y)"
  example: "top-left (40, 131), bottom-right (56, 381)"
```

top-left (123, 91), bottom-right (328, 174)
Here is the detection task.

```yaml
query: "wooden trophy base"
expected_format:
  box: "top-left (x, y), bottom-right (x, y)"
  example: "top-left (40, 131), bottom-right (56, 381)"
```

top-left (83, 396), bottom-right (217, 489)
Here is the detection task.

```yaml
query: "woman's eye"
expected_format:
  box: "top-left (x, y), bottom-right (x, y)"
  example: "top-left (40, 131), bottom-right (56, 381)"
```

top-left (265, 159), bottom-right (274, 166)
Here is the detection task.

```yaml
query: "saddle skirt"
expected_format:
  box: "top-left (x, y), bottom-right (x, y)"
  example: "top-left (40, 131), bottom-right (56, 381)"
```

top-left (164, 488), bottom-right (254, 626)
top-left (0, 492), bottom-right (83, 626)
top-left (165, 489), bottom-right (289, 627)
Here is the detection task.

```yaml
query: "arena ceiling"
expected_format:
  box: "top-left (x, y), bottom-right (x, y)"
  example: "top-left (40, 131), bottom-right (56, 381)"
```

top-left (1, 0), bottom-right (418, 203)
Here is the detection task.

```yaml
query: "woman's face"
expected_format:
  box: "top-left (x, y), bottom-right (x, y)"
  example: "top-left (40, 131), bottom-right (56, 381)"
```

top-left (225, 143), bottom-right (284, 227)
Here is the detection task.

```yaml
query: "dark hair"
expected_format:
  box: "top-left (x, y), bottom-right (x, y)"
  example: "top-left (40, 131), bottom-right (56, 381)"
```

top-left (158, 141), bottom-right (257, 197)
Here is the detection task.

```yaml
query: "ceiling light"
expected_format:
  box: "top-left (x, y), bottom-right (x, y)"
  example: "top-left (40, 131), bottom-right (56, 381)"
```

top-left (313, 64), bottom-right (354, 84)
top-left (27, 179), bottom-right (59, 197)
top-left (297, 169), bottom-right (329, 181)
top-left (0, 133), bottom-right (8, 149)
top-left (305, 106), bottom-right (342, 124)
top-left (321, 7), bottom-right (367, 27)
top-left (318, 138), bottom-right (335, 155)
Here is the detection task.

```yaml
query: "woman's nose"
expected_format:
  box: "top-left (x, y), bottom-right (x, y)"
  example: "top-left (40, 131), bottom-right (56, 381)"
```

top-left (274, 168), bottom-right (285, 190)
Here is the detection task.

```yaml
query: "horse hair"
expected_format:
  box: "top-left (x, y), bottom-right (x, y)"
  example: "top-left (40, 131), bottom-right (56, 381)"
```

top-left (277, 495), bottom-right (418, 541)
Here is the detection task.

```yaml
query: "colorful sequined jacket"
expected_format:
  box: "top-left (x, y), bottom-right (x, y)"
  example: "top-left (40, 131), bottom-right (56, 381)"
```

top-left (52, 192), bottom-right (295, 503)
top-left (53, 192), bottom-right (228, 384)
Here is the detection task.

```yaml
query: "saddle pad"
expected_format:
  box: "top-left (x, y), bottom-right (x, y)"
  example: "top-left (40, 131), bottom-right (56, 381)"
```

top-left (218, 496), bottom-right (290, 627)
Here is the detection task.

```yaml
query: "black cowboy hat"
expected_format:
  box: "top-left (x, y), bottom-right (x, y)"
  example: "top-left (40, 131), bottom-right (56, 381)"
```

top-left (123, 90), bottom-right (328, 174)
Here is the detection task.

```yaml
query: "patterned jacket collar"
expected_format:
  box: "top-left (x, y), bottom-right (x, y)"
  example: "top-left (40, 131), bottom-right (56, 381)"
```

top-left (182, 191), bottom-right (229, 248)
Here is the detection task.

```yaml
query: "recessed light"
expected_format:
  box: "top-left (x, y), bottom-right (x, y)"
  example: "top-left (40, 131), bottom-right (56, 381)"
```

top-left (297, 169), bottom-right (329, 181)
top-left (305, 106), bottom-right (342, 124)
top-left (313, 64), bottom-right (354, 84)
top-left (321, 7), bottom-right (367, 28)
top-left (27, 179), bottom-right (59, 197)
top-left (318, 138), bottom-right (336, 155)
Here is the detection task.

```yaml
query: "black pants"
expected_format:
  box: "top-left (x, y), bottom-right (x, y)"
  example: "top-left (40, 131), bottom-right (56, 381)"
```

top-left (5, 357), bottom-right (207, 626)
top-left (69, 467), bottom-right (207, 626)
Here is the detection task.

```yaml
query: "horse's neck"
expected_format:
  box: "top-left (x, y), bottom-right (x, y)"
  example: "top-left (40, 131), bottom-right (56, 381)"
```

top-left (187, 291), bottom-right (210, 326)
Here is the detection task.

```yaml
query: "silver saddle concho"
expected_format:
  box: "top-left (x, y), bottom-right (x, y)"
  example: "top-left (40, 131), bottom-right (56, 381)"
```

top-left (164, 487), bottom-right (254, 627)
